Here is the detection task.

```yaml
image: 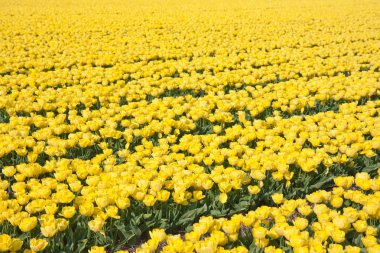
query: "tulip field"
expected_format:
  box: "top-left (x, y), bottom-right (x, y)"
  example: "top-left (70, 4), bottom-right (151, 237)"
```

top-left (1, 0), bottom-right (380, 252)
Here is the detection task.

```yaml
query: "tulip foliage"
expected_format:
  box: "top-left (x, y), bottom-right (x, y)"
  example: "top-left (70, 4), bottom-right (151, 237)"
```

top-left (130, 171), bottom-right (380, 253)
top-left (0, 0), bottom-right (380, 252)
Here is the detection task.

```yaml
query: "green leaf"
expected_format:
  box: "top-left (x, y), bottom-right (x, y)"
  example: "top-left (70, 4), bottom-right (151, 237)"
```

top-left (143, 213), bottom-right (153, 219)
top-left (362, 163), bottom-right (380, 173)
top-left (115, 224), bottom-right (135, 241)
top-left (210, 210), bottom-right (223, 216)
top-left (132, 226), bottom-right (142, 237)
top-left (232, 200), bottom-right (250, 212)
top-left (175, 204), bottom-right (207, 226)
top-left (249, 241), bottom-right (256, 252)
top-left (76, 239), bottom-right (88, 253)
top-left (131, 214), bottom-right (143, 225)
top-left (309, 175), bottom-right (334, 190)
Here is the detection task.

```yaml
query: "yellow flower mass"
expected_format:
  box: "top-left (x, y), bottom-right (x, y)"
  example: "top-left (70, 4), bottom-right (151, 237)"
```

top-left (0, 0), bottom-right (379, 252)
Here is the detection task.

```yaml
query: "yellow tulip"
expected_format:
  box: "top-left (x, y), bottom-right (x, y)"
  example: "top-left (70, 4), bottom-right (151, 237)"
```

top-left (0, 234), bottom-right (12, 252)
top-left (19, 217), bottom-right (37, 232)
top-left (219, 193), bottom-right (228, 204)
top-left (271, 193), bottom-right (284, 204)
top-left (30, 238), bottom-right (48, 252)
top-left (89, 246), bottom-right (107, 253)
